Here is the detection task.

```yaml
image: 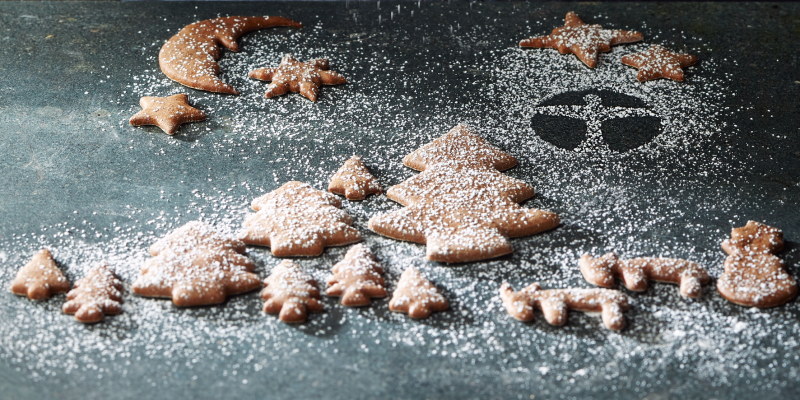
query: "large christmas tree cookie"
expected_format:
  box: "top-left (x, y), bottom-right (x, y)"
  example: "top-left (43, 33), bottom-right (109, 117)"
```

top-left (368, 124), bottom-right (559, 263)
top-left (132, 221), bottom-right (262, 307)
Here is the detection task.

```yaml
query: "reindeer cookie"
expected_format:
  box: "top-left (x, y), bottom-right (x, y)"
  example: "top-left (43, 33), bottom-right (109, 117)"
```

top-left (10, 249), bottom-right (70, 300)
top-left (500, 282), bottom-right (629, 331)
top-left (580, 253), bottom-right (710, 298)
top-left (717, 221), bottom-right (797, 308)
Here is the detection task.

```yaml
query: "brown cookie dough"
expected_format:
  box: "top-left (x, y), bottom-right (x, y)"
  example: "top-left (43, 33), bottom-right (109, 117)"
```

top-left (10, 249), bottom-right (70, 300)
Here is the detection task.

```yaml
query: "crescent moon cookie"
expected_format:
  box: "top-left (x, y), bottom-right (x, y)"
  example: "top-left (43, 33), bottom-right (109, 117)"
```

top-left (621, 45), bottom-right (698, 82)
top-left (129, 94), bottom-right (206, 135)
top-left (580, 252), bottom-right (710, 298)
top-left (62, 263), bottom-right (123, 323)
top-left (238, 181), bottom-right (362, 257)
top-left (717, 221), bottom-right (797, 308)
top-left (261, 260), bottom-right (324, 323)
top-left (328, 156), bottom-right (382, 201)
top-left (326, 244), bottom-right (387, 307)
top-left (249, 55), bottom-right (347, 102)
top-left (132, 221), bottom-right (262, 307)
top-left (519, 11), bottom-right (643, 68)
top-left (500, 282), bottom-right (630, 331)
top-left (368, 124), bottom-right (559, 263)
top-left (159, 16), bottom-right (302, 94)
top-left (389, 267), bottom-right (448, 319)
top-left (10, 249), bottom-right (70, 300)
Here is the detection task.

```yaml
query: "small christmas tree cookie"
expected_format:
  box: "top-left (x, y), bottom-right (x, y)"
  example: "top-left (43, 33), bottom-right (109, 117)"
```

top-left (389, 267), bottom-right (448, 319)
top-left (262, 260), bottom-right (324, 323)
top-left (327, 244), bottom-right (387, 306)
top-left (328, 156), bottom-right (382, 201)
top-left (11, 249), bottom-right (70, 300)
top-left (63, 263), bottom-right (123, 323)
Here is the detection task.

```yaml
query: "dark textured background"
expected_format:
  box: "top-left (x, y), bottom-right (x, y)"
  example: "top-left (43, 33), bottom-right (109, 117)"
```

top-left (0, 2), bottom-right (799, 399)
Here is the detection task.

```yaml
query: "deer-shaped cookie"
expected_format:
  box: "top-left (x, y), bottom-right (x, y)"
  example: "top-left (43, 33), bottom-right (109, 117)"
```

top-left (579, 253), bottom-right (710, 298)
top-left (717, 221), bottom-right (797, 308)
top-left (500, 282), bottom-right (629, 331)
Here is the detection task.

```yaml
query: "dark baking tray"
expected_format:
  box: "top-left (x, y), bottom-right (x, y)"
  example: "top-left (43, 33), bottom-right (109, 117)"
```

top-left (1, 2), bottom-right (799, 399)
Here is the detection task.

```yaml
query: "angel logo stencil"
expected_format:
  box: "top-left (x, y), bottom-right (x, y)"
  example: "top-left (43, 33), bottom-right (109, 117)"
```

top-left (530, 89), bottom-right (663, 154)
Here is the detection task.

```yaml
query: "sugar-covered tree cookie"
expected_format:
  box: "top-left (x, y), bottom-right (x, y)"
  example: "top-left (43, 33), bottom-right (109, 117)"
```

top-left (389, 267), bottom-right (448, 319)
top-left (132, 221), bottom-right (262, 307)
top-left (717, 221), bottom-right (797, 308)
top-left (500, 282), bottom-right (629, 331)
top-left (368, 124), bottom-right (559, 263)
top-left (326, 244), bottom-right (386, 306)
top-left (328, 156), bottom-right (382, 201)
top-left (239, 181), bottom-right (362, 257)
top-left (63, 263), bottom-right (123, 323)
top-left (10, 249), bottom-right (70, 300)
top-left (580, 252), bottom-right (710, 298)
top-left (262, 260), bottom-right (324, 323)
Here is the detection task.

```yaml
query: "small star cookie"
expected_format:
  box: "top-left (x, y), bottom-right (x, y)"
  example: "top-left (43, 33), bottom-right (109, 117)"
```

top-left (621, 45), bottom-right (697, 82)
top-left (11, 249), bottom-right (70, 300)
top-left (129, 94), bottom-right (206, 135)
top-left (520, 11), bottom-right (643, 68)
top-left (249, 55), bottom-right (346, 102)
top-left (328, 156), bottom-right (382, 201)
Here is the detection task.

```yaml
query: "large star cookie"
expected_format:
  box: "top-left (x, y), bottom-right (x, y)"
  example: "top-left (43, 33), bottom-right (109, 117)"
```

top-left (129, 94), bottom-right (206, 135)
top-left (621, 45), bottom-right (697, 82)
top-left (520, 11), bottom-right (643, 68)
top-left (239, 181), bottom-right (362, 256)
top-left (249, 55), bottom-right (346, 102)
top-left (132, 221), bottom-right (262, 307)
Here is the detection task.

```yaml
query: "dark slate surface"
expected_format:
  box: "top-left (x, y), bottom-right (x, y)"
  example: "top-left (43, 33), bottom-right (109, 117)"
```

top-left (1, 2), bottom-right (799, 400)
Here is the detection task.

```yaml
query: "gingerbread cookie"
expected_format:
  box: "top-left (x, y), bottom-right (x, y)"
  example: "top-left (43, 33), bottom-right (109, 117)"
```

top-left (239, 181), bottom-right (362, 257)
top-left (249, 55), bottom-right (346, 102)
top-left (580, 252), bottom-right (710, 298)
top-left (328, 156), bottom-right (382, 201)
top-left (326, 244), bottom-right (386, 306)
top-left (159, 16), bottom-right (302, 94)
top-left (717, 221), bottom-right (797, 308)
top-left (389, 267), bottom-right (448, 319)
top-left (129, 94), bottom-right (206, 135)
top-left (261, 260), bottom-right (323, 323)
top-left (621, 45), bottom-right (697, 82)
top-left (63, 264), bottom-right (123, 323)
top-left (132, 221), bottom-right (262, 307)
top-left (519, 11), bottom-right (643, 68)
top-left (368, 125), bottom-right (559, 263)
top-left (10, 249), bottom-right (70, 300)
top-left (500, 282), bottom-right (629, 331)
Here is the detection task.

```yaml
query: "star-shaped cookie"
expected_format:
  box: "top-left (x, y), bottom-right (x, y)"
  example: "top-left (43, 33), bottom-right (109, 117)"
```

top-left (520, 11), bottom-right (643, 68)
top-left (621, 45), bottom-right (697, 82)
top-left (129, 94), bottom-right (206, 135)
top-left (249, 55), bottom-right (346, 102)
